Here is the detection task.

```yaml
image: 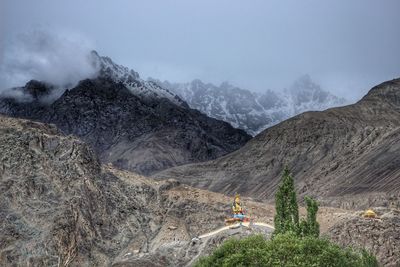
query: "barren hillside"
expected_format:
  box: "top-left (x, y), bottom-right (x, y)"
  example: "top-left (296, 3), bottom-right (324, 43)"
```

top-left (155, 78), bottom-right (400, 209)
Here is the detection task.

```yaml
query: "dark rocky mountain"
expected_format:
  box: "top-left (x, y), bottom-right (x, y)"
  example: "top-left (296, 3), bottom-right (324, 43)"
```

top-left (155, 78), bottom-right (400, 209)
top-left (157, 75), bottom-right (346, 135)
top-left (0, 114), bottom-right (272, 266)
top-left (0, 55), bottom-right (250, 175)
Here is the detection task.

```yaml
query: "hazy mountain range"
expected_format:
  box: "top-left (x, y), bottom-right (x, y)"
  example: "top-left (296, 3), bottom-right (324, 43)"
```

top-left (156, 75), bottom-right (347, 135)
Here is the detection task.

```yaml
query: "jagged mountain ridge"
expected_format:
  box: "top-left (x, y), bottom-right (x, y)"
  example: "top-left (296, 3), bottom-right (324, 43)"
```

top-left (157, 75), bottom-right (346, 135)
top-left (91, 51), bottom-right (188, 107)
top-left (0, 53), bottom-right (251, 175)
top-left (155, 78), bottom-right (400, 209)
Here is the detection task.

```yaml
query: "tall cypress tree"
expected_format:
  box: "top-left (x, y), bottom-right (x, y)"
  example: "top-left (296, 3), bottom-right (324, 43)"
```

top-left (300, 196), bottom-right (320, 237)
top-left (274, 166), bottom-right (299, 234)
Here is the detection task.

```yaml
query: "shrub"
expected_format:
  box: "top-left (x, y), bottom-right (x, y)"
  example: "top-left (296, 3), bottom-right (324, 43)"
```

top-left (194, 233), bottom-right (378, 267)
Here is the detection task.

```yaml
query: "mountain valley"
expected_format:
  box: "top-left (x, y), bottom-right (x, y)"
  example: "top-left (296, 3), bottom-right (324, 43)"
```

top-left (156, 78), bottom-right (400, 210)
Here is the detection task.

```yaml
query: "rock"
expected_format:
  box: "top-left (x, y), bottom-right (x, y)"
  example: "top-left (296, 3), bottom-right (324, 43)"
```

top-left (118, 224), bottom-right (273, 267)
top-left (327, 209), bottom-right (400, 267)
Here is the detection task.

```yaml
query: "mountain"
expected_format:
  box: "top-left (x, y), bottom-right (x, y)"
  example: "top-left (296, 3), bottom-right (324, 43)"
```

top-left (0, 53), bottom-right (250, 175)
top-left (157, 75), bottom-right (346, 135)
top-left (155, 78), bottom-right (400, 209)
top-left (0, 114), bottom-right (270, 266)
top-left (91, 51), bottom-right (187, 108)
top-left (6, 114), bottom-right (388, 266)
top-left (2, 114), bottom-right (399, 266)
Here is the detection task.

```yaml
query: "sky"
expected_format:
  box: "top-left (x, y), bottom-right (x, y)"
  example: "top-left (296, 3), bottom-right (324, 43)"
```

top-left (1, 0), bottom-right (399, 101)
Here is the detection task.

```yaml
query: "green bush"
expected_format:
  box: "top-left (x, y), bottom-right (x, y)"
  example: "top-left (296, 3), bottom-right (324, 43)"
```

top-left (194, 234), bottom-right (378, 267)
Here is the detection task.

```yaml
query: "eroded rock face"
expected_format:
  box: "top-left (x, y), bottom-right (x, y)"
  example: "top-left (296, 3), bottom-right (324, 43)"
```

top-left (114, 225), bottom-right (273, 267)
top-left (0, 77), bottom-right (250, 175)
top-left (0, 115), bottom-right (262, 266)
top-left (327, 209), bottom-right (400, 267)
top-left (155, 78), bottom-right (400, 208)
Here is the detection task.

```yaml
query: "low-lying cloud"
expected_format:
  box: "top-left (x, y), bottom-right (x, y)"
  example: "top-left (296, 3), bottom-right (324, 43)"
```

top-left (0, 29), bottom-right (99, 91)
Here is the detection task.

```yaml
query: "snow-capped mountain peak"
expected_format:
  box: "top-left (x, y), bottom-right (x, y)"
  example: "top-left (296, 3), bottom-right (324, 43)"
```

top-left (90, 51), bottom-right (187, 107)
top-left (285, 74), bottom-right (346, 114)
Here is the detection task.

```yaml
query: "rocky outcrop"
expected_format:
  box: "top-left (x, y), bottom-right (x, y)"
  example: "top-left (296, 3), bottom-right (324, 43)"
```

top-left (115, 225), bottom-right (273, 267)
top-left (327, 209), bottom-right (400, 267)
top-left (0, 76), bottom-right (250, 175)
top-left (155, 78), bottom-right (400, 208)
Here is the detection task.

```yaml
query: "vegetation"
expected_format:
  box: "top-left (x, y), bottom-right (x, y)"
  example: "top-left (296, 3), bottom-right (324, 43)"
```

top-left (274, 167), bottom-right (320, 237)
top-left (299, 196), bottom-right (320, 237)
top-left (274, 166), bottom-right (299, 235)
top-left (194, 234), bottom-right (378, 267)
top-left (194, 167), bottom-right (378, 267)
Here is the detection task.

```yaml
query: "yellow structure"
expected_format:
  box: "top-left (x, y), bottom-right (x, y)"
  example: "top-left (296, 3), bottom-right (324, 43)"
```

top-left (225, 193), bottom-right (249, 225)
top-left (232, 193), bottom-right (243, 215)
top-left (363, 209), bottom-right (377, 218)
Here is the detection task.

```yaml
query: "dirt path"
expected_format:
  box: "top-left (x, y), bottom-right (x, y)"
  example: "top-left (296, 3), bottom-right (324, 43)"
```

top-left (198, 222), bottom-right (275, 239)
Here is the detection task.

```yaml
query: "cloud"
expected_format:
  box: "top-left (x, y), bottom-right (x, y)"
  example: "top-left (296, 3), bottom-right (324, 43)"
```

top-left (0, 29), bottom-right (99, 91)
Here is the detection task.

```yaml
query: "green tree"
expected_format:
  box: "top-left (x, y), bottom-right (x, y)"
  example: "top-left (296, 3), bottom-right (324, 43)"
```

top-left (300, 196), bottom-right (320, 237)
top-left (274, 166), bottom-right (299, 234)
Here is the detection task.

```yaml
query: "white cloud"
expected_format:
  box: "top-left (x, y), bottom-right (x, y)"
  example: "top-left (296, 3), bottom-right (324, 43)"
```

top-left (0, 29), bottom-right (99, 90)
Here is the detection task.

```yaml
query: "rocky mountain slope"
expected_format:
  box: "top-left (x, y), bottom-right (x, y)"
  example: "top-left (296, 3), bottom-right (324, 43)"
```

top-left (155, 78), bottom-right (400, 208)
top-left (2, 115), bottom-right (397, 266)
top-left (327, 208), bottom-right (400, 267)
top-left (0, 114), bottom-right (268, 266)
top-left (0, 55), bottom-right (250, 175)
top-left (158, 75), bottom-right (346, 135)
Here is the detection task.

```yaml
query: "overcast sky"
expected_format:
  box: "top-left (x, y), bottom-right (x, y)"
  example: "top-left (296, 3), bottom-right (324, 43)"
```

top-left (1, 0), bottom-right (399, 101)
